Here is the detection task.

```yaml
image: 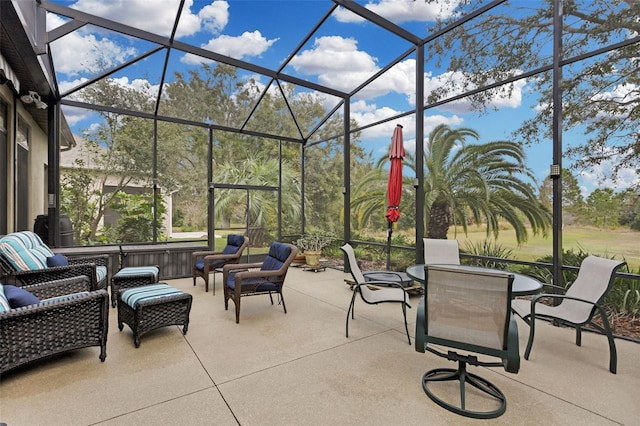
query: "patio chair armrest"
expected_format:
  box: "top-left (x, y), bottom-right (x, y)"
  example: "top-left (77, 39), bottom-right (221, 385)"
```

top-left (204, 253), bottom-right (238, 261)
top-left (538, 282), bottom-right (567, 293)
top-left (21, 276), bottom-right (93, 300)
top-left (360, 279), bottom-right (406, 291)
top-left (223, 262), bottom-right (262, 273)
top-left (363, 270), bottom-right (405, 281)
top-left (531, 293), bottom-right (599, 310)
top-left (66, 254), bottom-right (109, 267)
top-left (234, 268), bottom-right (283, 281)
top-left (192, 250), bottom-right (222, 260)
top-left (11, 264), bottom-right (98, 286)
top-left (358, 280), bottom-right (410, 306)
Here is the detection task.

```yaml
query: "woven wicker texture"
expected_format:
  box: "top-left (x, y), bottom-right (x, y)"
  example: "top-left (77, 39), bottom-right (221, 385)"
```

top-left (111, 266), bottom-right (160, 307)
top-left (0, 276), bottom-right (109, 374)
top-left (117, 288), bottom-right (192, 348)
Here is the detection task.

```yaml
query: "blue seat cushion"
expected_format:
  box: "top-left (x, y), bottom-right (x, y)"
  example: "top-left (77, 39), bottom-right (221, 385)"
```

top-left (261, 242), bottom-right (292, 271)
top-left (222, 245), bottom-right (239, 255)
top-left (3, 284), bottom-right (40, 308)
top-left (195, 258), bottom-right (227, 271)
top-left (225, 274), bottom-right (277, 292)
top-left (121, 284), bottom-right (185, 308)
top-left (227, 234), bottom-right (245, 248)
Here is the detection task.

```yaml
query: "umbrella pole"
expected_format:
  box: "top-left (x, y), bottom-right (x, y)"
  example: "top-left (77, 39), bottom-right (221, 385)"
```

top-left (386, 221), bottom-right (392, 270)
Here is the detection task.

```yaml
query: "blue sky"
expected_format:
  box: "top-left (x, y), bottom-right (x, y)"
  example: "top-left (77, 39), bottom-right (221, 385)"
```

top-left (47, 0), bottom-right (638, 196)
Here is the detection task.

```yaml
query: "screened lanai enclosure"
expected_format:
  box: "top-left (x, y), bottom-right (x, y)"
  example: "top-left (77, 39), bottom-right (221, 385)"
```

top-left (5, 0), bottom-right (639, 285)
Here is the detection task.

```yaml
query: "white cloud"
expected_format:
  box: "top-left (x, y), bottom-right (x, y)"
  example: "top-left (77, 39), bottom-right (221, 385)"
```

top-left (61, 105), bottom-right (93, 126)
top-left (423, 70), bottom-right (526, 113)
top-left (48, 14), bottom-right (138, 76)
top-left (49, 1), bottom-right (232, 75)
top-left (290, 36), bottom-right (380, 93)
top-left (350, 99), bottom-right (464, 153)
top-left (181, 30), bottom-right (278, 64)
top-left (290, 37), bottom-right (525, 113)
top-left (334, 0), bottom-right (461, 24)
top-left (199, 1), bottom-right (229, 34)
top-left (66, 0), bottom-right (226, 37)
top-left (577, 148), bottom-right (640, 194)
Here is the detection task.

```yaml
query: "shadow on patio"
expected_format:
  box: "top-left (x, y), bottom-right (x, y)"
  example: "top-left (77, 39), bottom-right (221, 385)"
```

top-left (1, 266), bottom-right (638, 425)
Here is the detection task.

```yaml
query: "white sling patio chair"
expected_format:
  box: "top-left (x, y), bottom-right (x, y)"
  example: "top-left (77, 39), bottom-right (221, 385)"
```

top-left (341, 243), bottom-right (411, 345)
top-left (512, 255), bottom-right (626, 374)
top-left (415, 265), bottom-right (519, 419)
top-left (423, 238), bottom-right (460, 265)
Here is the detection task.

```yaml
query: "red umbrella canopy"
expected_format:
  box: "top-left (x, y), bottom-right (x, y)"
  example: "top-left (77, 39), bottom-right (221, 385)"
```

top-left (385, 124), bottom-right (405, 223)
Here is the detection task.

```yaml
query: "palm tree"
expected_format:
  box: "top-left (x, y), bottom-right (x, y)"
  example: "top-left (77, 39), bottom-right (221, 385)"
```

top-left (213, 155), bottom-right (304, 245)
top-left (416, 124), bottom-right (551, 242)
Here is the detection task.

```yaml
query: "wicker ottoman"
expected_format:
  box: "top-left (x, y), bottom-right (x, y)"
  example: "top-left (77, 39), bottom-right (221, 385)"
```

top-left (111, 265), bottom-right (160, 307)
top-left (117, 284), bottom-right (192, 348)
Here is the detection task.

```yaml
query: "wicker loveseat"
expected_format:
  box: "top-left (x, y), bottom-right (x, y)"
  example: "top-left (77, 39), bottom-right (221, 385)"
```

top-left (0, 231), bottom-right (108, 289)
top-left (0, 276), bottom-right (109, 374)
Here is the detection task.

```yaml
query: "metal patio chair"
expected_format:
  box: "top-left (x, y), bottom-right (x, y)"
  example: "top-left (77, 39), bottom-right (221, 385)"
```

top-left (512, 255), bottom-right (626, 374)
top-left (341, 243), bottom-right (412, 345)
top-left (415, 265), bottom-right (519, 419)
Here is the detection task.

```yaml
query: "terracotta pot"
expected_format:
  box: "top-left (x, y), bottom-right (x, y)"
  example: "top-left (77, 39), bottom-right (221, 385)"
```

top-left (304, 250), bottom-right (321, 266)
top-left (292, 254), bottom-right (306, 265)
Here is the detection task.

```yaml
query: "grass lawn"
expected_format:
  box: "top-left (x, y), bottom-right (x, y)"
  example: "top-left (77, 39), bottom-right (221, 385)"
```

top-left (453, 225), bottom-right (640, 271)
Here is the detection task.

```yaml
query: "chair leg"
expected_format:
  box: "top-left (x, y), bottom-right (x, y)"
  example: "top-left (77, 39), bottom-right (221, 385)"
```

top-left (235, 298), bottom-right (241, 323)
top-left (524, 315), bottom-right (536, 360)
top-left (402, 303), bottom-right (411, 345)
top-left (345, 290), bottom-right (357, 338)
top-left (280, 291), bottom-right (287, 314)
top-left (594, 307), bottom-right (618, 374)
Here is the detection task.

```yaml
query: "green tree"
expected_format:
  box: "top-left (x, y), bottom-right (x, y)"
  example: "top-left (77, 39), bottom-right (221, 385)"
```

top-left (618, 187), bottom-right (640, 230)
top-left (585, 188), bottom-right (623, 228)
top-left (212, 155), bottom-right (302, 245)
top-left (539, 169), bottom-right (585, 225)
top-left (60, 158), bottom-right (96, 243)
top-left (160, 64), bottom-right (362, 236)
top-left (105, 192), bottom-right (166, 243)
top-left (424, 0), bottom-right (640, 180)
top-left (416, 124), bottom-right (551, 242)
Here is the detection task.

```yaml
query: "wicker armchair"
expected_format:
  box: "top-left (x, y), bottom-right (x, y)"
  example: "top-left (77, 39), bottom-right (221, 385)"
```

top-left (192, 234), bottom-right (249, 294)
top-left (0, 231), bottom-right (108, 289)
top-left (223, 242), bottom-right (297, 323)
top-left (0, 276), bottom-right (109, 374)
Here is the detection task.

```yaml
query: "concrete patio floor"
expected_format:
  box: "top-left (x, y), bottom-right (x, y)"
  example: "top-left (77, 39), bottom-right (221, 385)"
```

top-left (1, 266), bottom-right (639, 425)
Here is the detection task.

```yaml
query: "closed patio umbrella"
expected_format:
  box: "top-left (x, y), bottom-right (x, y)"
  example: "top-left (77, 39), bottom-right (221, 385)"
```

top-left (385, 124), bottom-right (405, 270)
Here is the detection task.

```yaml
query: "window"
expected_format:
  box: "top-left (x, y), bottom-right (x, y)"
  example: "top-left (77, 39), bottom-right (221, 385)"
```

top-left (0, 100), bottom-right (7, 234)
top-left (16, 116), bottom-right (30, 231)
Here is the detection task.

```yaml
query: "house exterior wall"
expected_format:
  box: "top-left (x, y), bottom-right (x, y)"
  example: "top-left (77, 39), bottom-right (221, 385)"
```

top-left (0, 83), bottom-right (48, 235)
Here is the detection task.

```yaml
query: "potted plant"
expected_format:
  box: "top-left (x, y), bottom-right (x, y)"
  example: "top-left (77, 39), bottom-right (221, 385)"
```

top-left (295, 231), bottom-right (335, 266)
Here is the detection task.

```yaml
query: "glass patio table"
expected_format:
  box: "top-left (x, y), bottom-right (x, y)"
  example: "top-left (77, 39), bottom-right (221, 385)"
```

top-left (405, 264), bottom-right (543, 297)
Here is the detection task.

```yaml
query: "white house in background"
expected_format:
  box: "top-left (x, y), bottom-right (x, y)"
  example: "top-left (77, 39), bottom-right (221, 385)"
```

top-left (59, 135), bottom-right (173, 239)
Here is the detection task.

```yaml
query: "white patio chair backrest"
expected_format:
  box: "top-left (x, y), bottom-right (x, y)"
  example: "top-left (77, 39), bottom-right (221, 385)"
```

top-left (423, 238), bottom-right (460, 265)
top-left (426, 265), bottom-right (513, 350)
top-left (341, 243), bottom-right (365, 285)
